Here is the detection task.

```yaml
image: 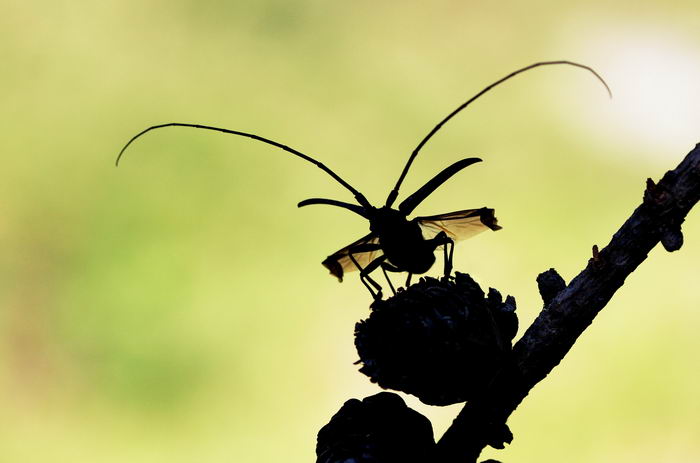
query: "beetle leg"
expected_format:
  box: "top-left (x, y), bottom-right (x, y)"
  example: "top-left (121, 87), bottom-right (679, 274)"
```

top-left (444, 236), bottom-right (454, 278)
top-left (347, 250), bottom-right (386, 299)
top-left (379, 261), bottom-right (404, 294)
top-left (360, 255), bottom-right (389, 299)
top-left (380, 264), bottom-right (397, 296)
top-left (381, 262), bottom-right (401, 273)
top-left (433, 231), bottom-right (455, 279)
top-left (375, 263), bottom-right (413, 288)
top-left (348, 252), bottom-right (381, 298)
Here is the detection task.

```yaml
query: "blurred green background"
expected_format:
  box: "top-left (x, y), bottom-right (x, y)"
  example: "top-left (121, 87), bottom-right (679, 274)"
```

top-left (2, 1), bottom-right (699, 462)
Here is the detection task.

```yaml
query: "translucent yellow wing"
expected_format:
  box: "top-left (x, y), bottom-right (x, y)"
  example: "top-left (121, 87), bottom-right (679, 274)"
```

top-left (416, 207), bottom-right (501, 242)
top-left (322, 233), bottom-right (382, 281)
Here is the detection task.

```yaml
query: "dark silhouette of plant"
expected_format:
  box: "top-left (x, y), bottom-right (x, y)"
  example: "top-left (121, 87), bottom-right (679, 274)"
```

top-left (315, 144), bottom-right (700, 463)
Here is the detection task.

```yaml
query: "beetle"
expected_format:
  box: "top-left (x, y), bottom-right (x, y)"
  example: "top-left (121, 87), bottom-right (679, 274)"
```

top-left (117, 60), bottom-right (610, 299)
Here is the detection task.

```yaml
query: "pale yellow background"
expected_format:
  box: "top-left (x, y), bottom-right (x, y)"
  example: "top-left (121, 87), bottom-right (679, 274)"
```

top-left (2, 1), bottom-right (699, 462)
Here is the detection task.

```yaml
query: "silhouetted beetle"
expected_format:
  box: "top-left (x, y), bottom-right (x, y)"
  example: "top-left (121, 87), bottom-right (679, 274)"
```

top-left (117, 61), bottom-right (610, 299)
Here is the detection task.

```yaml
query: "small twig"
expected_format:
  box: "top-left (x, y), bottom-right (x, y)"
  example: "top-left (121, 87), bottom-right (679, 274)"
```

top-left (437, 144), bottom-right (700, 462)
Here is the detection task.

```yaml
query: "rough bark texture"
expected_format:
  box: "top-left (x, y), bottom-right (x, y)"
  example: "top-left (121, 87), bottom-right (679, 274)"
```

top-left (436, 144), bottom-right (700, 462)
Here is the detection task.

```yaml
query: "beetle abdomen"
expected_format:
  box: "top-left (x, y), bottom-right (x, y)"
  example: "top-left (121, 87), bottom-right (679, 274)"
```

top-left (387, 249), bottom-right (436, 275)
top-left (380, 231), bottom-right (436, 275)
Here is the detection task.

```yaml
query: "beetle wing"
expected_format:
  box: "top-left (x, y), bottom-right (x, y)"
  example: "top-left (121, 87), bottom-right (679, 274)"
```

top-left (322, 233), bottom-right (383, 281)
top-left (415, 207), bottom-right (501, 242)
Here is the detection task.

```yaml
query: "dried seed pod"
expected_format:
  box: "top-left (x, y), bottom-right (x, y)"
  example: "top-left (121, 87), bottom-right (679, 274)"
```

top-left (355, 273), bottom-right (517, 405)
top-left (316, 392), bottom-right (435, 463)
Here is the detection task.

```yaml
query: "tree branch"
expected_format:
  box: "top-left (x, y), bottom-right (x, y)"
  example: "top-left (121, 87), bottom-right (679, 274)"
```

top-left (436, 143), bottom-right (700, 462)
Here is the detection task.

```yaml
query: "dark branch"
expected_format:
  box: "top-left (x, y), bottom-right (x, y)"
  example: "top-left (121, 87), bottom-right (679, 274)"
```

top-left (437, 143), bottom-right (700, 462)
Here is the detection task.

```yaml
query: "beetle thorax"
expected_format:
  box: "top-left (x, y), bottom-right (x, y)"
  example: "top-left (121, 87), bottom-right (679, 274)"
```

top-left (369, 207), bottom-right (435, 274)
top-left (368, 207), bottom-right (410, 235)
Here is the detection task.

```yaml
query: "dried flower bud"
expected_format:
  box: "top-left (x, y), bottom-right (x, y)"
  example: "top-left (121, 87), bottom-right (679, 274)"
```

top-left (355, 273), bottom-right (517, 405)
top-left (316, 392), bottom-right (435, 463)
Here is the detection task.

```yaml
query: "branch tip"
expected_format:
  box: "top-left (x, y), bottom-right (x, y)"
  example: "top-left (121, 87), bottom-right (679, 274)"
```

top-left (661, 228), bottom-right (684, 252)
top-left (536, 268), bottom-right (566, 306)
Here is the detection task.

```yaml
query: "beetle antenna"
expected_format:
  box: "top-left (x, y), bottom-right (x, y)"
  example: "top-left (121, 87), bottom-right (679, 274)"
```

top-left (116, 122), bottom-right (372, 209)
top-left (384, 60), bottom-right (612, 207)
top-left (297, 198), bottom-right (370, 218)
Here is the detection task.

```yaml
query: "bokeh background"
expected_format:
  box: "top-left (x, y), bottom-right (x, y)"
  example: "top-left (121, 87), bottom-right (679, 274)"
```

top-left (2, 1), bottom-right (699, 462)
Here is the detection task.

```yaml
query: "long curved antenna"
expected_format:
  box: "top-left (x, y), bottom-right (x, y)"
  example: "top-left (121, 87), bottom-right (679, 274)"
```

top-left (385, 60), bottom-right (612, 207)
top-left (297, 198), bottom-right (370, 218)
top-left (398, 157), bottom-right (482, 215)
top-left (117, 122), bottom-right (372, 209)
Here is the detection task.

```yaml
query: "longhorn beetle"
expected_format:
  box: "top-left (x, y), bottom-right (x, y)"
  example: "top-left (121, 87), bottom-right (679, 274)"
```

top-left (117, 60), bottom-right (611, 299)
